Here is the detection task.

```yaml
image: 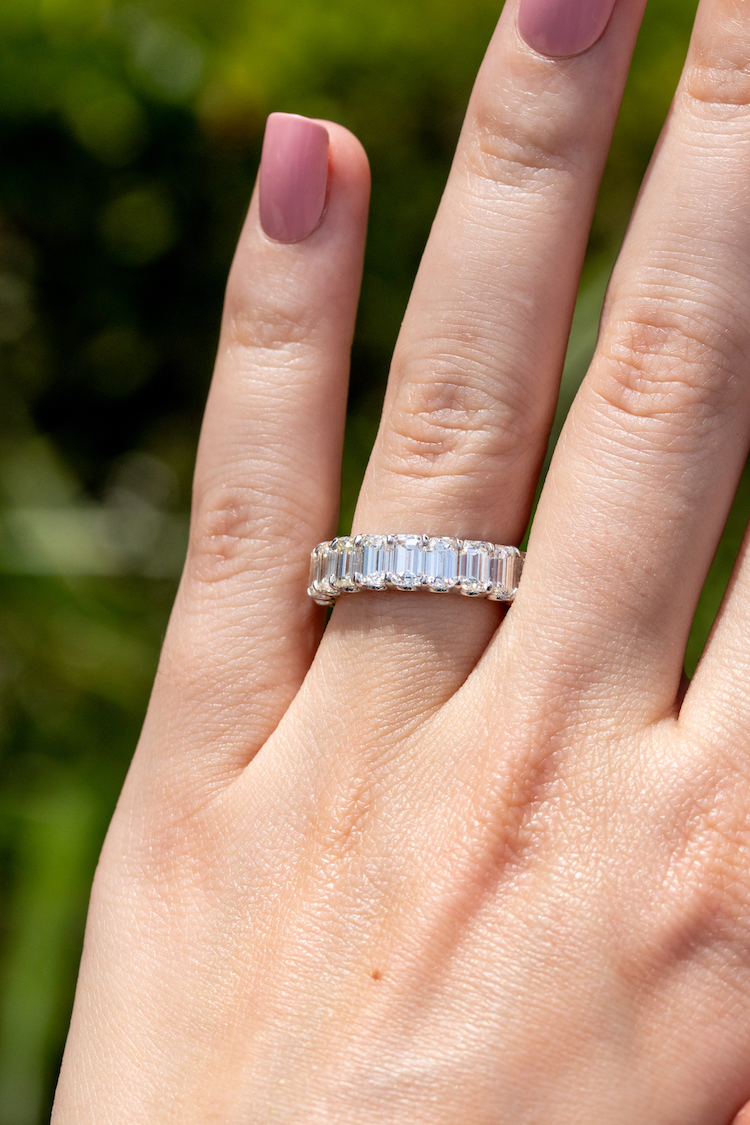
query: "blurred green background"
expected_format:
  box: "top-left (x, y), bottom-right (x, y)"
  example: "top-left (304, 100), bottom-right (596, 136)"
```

top-left (0, 0), bottom-right (744, 1119)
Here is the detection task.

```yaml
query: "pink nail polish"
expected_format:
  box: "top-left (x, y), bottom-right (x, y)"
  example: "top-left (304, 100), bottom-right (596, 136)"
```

top-left (518, 0), bottom-right (617, 56)
top-left (259, 113), bottom-right (330, 243)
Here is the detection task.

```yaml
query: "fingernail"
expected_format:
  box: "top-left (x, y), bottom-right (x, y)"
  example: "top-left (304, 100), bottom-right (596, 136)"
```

top-left (259, 113), bottom-right (330, 243)
top-left (518, 0), bottom-right (617, 56)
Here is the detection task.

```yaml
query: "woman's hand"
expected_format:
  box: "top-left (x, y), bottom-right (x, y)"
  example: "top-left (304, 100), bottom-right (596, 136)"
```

top-left (52, 0), bottom-right (750, 1120)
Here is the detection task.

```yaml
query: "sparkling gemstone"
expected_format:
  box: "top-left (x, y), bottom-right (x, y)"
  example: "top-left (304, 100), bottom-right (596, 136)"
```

top-left (308, 549), bottom-right (318, 592)
top-left (356, 534), bottom-right (389, 590)
top-left (505, 550), bottom-right (523, 598)
top-left (458, 540), bottom-right (493, 596)
top-left (324, 544), bottom-right (338, 593)
top-left (308, 543), bottom-right (336, 604)
top-left (331, 536), bottom-right (360, 592)
top-left (488, 546), bottom-right (521, 601)
top-left (388, 534), bottom-right (426, 590)
top-left (423, 537), bottom-right (459, 592)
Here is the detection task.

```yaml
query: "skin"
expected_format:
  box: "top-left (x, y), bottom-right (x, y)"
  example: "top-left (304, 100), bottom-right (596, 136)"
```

top-left (52, 0), bottom-right (750, 1120)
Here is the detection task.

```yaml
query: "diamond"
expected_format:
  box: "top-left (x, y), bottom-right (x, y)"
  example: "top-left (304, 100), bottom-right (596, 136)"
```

top-left (423, 537), bottom-right (459, 592)
top-left (309, 534), bottom-right (522, 605)
top-left (355, 534), bottom-right (389, 590)
top-left (331, 536), bottom-right (360, 593)
top-left (458, 540), bottom-right (493, 596)
top-left (507, 551), bottom-right (523, 598)
top-left (488, 545), bottom-right (521, 602)
top-left (388, 534), bottom-right (426, 590)
top-left (308, 543), bottom-right (336, 604)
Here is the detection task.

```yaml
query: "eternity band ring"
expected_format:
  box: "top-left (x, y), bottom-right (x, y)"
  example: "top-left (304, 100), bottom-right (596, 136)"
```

top-left (308, 534), bottom-right (524, 607)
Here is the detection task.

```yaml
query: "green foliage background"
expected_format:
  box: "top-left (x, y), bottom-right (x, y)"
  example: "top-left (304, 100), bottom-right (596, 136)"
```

top-left (0, 0), bottom-right (740, 1119)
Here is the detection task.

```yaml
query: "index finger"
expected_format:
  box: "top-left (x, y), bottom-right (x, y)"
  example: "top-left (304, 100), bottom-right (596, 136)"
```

top-left (139, 120), bottom-right (370, 783)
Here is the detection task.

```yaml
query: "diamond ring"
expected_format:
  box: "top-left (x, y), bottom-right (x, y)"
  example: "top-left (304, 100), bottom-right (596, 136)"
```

top-left (308, 534), bottom-right (524, 607)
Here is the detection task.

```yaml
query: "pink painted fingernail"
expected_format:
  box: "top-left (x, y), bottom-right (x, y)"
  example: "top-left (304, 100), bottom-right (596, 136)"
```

top-left (259, 113), bottom-right (330, 243)
top-left (518, 0), bottom-right (617, 56)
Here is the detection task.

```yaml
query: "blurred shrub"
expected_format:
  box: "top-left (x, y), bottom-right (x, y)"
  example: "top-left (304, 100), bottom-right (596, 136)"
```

top-left (0, 0), bottom-right (734, 1120)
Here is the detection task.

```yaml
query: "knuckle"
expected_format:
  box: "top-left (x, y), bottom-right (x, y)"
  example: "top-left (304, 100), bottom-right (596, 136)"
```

top-left (223, 267), bottom-right (318, 355)
top-left (683, 40), bottom-right (750, 111)
top-left (189, 486), bottom-right (259, 585)
top-left (225, 302), bottom-right (313, 355)
top-left (467, 102), bottom-right (578, 189)
top-left (186, 483), bottom-right (302, 589)
top-left (382, 354), bottom-right (537, 481)
top-left (465, 75), bottom-right (593, 191)
top-left (590, 296), bottom-right (743, 431)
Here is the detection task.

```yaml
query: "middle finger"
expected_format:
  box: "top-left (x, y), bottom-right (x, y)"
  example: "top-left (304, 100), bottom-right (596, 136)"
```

top-left (354, 0), bottom-right (646, 547)
top-left (322, 0), bottom-right (648, 715)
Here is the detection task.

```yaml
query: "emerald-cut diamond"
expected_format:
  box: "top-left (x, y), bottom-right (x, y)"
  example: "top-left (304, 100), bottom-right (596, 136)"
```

top-left (488, 545), bottom-right (522, 602)
top-left (308, 542), bottom-right (336, 604)
top-left (308, 534), bottom-right (523, 605)
top-left (458, 540), bottom-right (493, 596)
top-left (355, 534), bottom-right (390, 589)
top-left (388, 534), bottom-right (426, 590)
top-left (423, 537), bottom-right (459, 592)
top-left (331, 536), bottom-right (360, 592)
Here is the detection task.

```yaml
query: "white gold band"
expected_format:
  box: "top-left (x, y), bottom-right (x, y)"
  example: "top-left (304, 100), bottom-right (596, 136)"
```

top-left (308, 534), bottom-right (524, 607)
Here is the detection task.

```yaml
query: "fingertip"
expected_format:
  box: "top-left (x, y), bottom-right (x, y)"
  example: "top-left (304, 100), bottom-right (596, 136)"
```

top-left (313, 118), bottom-right (371, 223)
top-left (517, 0), bottom-right (618, 57)
top-left (253, 114), bottom-right (369, 251)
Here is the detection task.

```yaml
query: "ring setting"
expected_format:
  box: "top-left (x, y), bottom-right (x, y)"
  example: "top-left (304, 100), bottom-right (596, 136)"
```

top-left (308, 534), bottom-right (524, 606)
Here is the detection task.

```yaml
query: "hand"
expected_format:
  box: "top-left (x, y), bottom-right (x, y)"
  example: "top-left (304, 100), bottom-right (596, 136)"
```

top-left (52, 0), bottom-right (750, 1119)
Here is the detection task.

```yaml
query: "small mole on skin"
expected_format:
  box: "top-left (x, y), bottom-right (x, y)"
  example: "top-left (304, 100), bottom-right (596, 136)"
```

top-left (371, 969), bottom-right (382, 981)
